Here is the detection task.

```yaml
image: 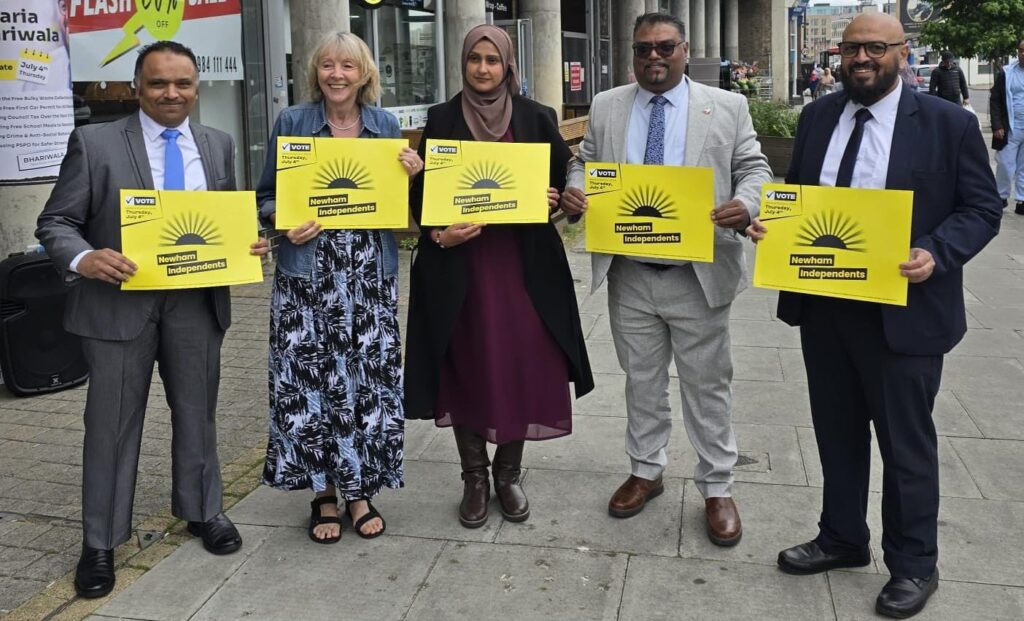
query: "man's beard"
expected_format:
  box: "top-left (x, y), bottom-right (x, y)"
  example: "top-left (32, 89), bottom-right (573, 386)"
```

top-left (840, 60), bottom-right (899, 106)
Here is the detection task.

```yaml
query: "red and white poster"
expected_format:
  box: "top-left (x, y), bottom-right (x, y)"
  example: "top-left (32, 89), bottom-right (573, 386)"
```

top-left (68, 0), bottom-right (242, 82)
top-left (569, 62), bottom-right (582, 92)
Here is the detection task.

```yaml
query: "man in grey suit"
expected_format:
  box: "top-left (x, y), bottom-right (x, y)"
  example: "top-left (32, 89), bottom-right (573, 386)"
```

top-left (36, 41), bottom-right (269, 598)
top-left (561, 12), bottom-right (772, 545)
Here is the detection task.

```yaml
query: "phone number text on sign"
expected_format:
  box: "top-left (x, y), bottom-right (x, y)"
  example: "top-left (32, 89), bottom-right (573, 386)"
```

top-left (195, 55), bottom-right (239, 75)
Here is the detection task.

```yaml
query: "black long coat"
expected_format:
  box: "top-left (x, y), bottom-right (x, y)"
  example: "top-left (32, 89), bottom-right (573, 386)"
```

top-left (403, 94), bottom-right (595, 420)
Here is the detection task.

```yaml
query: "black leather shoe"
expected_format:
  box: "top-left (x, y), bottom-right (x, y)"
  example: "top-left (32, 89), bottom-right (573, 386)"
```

top-left (777, 541), bottom-right (871, 575)
top-left (1015, 201), bottom-right (1024, 215)
top-left (74, 545), bottom-right (115, 599)
top-left (876, 571), bottom-right (939, 618)
top-left (187, 513), bottom-right (242, 555)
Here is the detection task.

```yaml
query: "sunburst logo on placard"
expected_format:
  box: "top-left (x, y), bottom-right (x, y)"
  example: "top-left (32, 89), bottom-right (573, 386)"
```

top-left (618, 186), bottom-right (677, 218)
top-left (796, 210), bottom-right (866, 252)
top-left (159, 213), bottom-right (223, 246)
top-left (314, 159), bottom-right (374, 189)
top-left (458, 161), bottom-right (516, 190)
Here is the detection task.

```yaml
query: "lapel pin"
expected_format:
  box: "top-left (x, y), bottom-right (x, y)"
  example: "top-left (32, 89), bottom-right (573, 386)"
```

top-left (703, 106), bottom-right (712, 115)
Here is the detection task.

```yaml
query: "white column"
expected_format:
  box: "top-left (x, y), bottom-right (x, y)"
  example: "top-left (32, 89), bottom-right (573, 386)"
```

top-left (690, 0), bottom-right (706, 57)
top-left (519, 0), bottom-right (563, 118)
top-left (443, 0), bottom-right (487, 98)
top-left (724, 0), bottom-right (739, 61)
top-left (671, 0), bottom-right (690, 41)
top-left (705, 0), bottom-right (721, 59)
top-left (614, 0), bottom-right (647, 86)
top-left (645, 0), bottom-right (660, 12)
top-left (289, 1), bottom-right (350, 104)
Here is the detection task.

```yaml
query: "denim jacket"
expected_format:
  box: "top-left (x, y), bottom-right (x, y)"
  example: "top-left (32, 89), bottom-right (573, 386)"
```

top-left (256, 101), bottom-right (402, 279)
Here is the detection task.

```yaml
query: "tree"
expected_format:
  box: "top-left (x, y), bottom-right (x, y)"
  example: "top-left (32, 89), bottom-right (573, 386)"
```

top-left (918, 0), bottom-right (1024, 66)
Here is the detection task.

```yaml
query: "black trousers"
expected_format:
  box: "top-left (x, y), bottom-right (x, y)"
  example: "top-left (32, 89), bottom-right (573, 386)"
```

top-left (799, 296), bottom-right (942, 578)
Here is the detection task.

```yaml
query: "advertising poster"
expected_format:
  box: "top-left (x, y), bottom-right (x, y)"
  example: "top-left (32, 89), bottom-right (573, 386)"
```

top-left (68, 0), bottom-right (243, 82)
top-left (119, 189), bottom-right (263, 290)
top-left (0, 0), bottom-right (74, 181)
top-left (275, 136), bottom-right (410, 230)
top-left (584, 162), bottom-right (715, 262)
top-left (421, 139), bottom-right (550, 226)
top-left (752, 183), bottom-right (913, 306)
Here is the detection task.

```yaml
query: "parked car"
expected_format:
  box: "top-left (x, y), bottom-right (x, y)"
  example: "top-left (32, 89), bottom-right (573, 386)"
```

top-left (912, 64), bottom-right (939, 91)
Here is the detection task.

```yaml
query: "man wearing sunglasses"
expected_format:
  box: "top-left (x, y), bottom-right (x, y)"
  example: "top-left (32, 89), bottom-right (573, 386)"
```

top-left (746, 13), bottom-right (1001, 618)
top-left (561, 12), bottom-right (771, 546)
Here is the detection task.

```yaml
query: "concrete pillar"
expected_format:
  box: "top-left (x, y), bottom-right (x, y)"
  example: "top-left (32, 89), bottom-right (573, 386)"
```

top-left (645, 0), bottom-right (660, 12)
top-left (613, 0), bottom-right (646, 86)
top-left (519, 0), bottom-right (562, 118)
top-left (443, 0), bottom-right (487, 98)
top-left (289, 1), bottom-right (350, 104)
top-left (724, 0), bottom-right (739, 61)
top-left (690, 0), bottom-right (705, 57)
top-left (771, 0), bottom-right (789, 102)
top-left (671, 0), bottom-right (690, 41)
top-left (705, 0), bottom-right (720, 59)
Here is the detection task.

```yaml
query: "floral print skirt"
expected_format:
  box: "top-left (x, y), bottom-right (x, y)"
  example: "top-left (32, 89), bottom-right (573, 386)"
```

top-left (261, 229), bottom-right (404, 500)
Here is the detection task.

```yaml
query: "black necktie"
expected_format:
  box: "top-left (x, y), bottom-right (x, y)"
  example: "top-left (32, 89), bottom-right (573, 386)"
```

top-left (835, 108), bottom-right (873, 188)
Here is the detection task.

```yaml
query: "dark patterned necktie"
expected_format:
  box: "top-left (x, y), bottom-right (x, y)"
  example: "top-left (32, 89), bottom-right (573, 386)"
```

top-left (644, 95), bottom-right (668, 165)
top-left (834, 108), bottom-right (872, 188)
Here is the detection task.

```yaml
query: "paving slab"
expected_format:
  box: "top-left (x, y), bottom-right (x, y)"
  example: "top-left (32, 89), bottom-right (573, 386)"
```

top-left (190, 530), bottom-right (443, 621)
top-left (951, 387), bottom-right (1024, 440)
top-left (940, 356), bottom-right (1024, 393)
top-left (731, 380), bottom-right (813, 427)
top-left (405, 542), bottom-right (626, 621)
top-left (678, 480), bottom-right (880, 573)
top-left (93, 525), bottom-right (274, 621)
top-left (828, 571), bottom-right (1024, 620)
top-left (732, 346), bottom-right (785, 382)
top-left (618, 555), bottom-right (835, 621)
top-left (931, 390), bottom-right (983, 438)
top-left (493, 469), bottom-right (682, 557)
top-left (935, 496), bottom-right (1024, 586)
top-left (571, 373), bottom-right (627, 417)
top-left (948, 437), bottom-right (1024, 501)
top-left (729, 318), bottom-right (802, 349)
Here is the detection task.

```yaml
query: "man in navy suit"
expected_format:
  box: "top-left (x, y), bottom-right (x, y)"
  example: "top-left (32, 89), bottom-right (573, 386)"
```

top-left (747, 13), bottom-right (1001, 619)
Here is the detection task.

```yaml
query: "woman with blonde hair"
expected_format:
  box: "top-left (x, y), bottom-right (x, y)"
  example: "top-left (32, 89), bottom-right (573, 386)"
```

top-left (256, 32), bottom-right (422, 543)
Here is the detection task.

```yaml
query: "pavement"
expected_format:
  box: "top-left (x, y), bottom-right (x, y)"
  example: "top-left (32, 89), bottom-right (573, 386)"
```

top-left (3, 117), bottom-right (1024, 619)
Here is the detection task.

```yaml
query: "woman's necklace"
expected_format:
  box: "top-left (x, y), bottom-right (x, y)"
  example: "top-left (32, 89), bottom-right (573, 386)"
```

top-left (326, 114), bottom-right (360, 131)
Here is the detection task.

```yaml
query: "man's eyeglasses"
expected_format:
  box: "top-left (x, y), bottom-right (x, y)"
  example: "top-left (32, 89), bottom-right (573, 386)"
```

top-left (838, 41), bottom-right (905, 59)
top-left (632, 41), bottom-right (684, 58)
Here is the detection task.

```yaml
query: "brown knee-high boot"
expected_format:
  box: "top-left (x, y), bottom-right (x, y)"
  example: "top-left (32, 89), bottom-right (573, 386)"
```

top-left (493, 440), bottom-right (529, 522)
top-left (452, 426), bottom-right (490, 528)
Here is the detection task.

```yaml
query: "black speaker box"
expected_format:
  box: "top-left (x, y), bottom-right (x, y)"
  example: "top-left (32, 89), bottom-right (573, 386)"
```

top-left (0, 252), bottom-right (88, 396)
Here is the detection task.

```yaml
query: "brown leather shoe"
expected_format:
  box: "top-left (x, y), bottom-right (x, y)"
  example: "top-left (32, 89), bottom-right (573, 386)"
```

top-left (608, 475), bottom-right (664, 518)
top-left (493, 441), bottom-right (529, 522)
top-left (705, 497), bottom-right (742, 546)
top-left (453, 426), bottom-right (490, 529)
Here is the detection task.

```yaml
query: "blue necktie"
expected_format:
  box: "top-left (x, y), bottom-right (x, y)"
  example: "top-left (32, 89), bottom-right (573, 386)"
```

top-left (644, 95), bottom-right (667, 165)
top-left (835, 108), bottom-right (873, 188)
top-left (161, 128), bottom-right (185, 190)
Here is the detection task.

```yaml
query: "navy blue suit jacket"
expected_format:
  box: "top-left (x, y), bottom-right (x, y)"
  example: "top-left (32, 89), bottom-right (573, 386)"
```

top-left (776, 86), bottom-right (1002, 356)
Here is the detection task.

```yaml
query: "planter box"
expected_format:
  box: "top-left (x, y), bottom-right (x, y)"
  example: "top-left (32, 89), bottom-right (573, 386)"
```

top-left (759, 135), bottom-right (795, 178)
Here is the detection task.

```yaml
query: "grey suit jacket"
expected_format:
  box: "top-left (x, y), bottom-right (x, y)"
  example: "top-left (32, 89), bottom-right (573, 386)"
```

top-left (36, 113), bottom-right (237, 340)
top-left (567, 79), bottom-right (772, 307)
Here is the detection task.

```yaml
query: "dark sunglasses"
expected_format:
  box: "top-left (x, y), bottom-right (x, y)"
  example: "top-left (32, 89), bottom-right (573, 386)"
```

top-left (838, 41), bottom-right (904, 59)
top-left (632, 41), bottom-right (683, 58)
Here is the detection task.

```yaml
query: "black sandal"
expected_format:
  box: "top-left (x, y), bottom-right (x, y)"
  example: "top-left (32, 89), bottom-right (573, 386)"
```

top-left (348, 499), bottom-right (386, 539)
top-left (308, 495), bottom-right (342, 544)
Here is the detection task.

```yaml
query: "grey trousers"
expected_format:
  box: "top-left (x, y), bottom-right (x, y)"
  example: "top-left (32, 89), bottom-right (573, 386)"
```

top-left (607, 258), bottom-right (737, 498)
top-left (80, 290), bottom-right (225, 550)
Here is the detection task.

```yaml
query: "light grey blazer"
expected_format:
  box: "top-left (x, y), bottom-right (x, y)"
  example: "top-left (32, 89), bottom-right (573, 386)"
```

top-left (567, 79), bottom-right (773, 308)
top-left (36, 113), bottom-right (237, 340)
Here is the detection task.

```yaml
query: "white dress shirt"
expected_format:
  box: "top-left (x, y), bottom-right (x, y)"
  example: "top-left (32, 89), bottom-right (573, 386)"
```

top-left (70, 110), bottom-right (207, 272)
top-left (626, 77), bottom-right (690, 166)
top-left (819, 84), bottom-right (903, 190)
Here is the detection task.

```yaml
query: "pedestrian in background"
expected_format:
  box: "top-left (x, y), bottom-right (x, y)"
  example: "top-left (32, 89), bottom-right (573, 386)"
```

top-left (929, 50), bottom-right (970, 107)
top-left (256, 32), bottom-right (422, 544)
top-left (990, 39), bottom-right (1024, 214)
top-left (561, 12), bottom-right (772, 546)
top-left (403, 25), bottom-right (594, 529)
top-left (748, 14), bottom-right (1001, 618)
top-left (818, 67), bottom-right (836, 96)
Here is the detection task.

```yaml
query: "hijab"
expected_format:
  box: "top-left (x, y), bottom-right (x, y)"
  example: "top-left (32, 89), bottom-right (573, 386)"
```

top-left (460, 25), bottom-right (520, 142)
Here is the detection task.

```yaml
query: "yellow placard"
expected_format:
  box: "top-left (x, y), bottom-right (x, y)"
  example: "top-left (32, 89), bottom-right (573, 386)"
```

top-left (752, 183), bottom-right (913, 306)
top-left (583, 162), bottom-right (715, 262)
top-left (420, 139), bottom-right (550, 225)
top-left (119, 190), bottom-right (263, 291)
top-left (275, 137), bottom-right (409, 229)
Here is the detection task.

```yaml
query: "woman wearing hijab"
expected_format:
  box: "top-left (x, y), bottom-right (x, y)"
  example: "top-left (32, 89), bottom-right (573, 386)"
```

top-left (404, 25), bottom-right (594, 529)
top-left (256, 32), bottom-right (422, 544)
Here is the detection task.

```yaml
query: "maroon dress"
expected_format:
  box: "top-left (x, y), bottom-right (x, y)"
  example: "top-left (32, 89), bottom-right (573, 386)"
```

top-left (433, 130), bottom-right (572, 444)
